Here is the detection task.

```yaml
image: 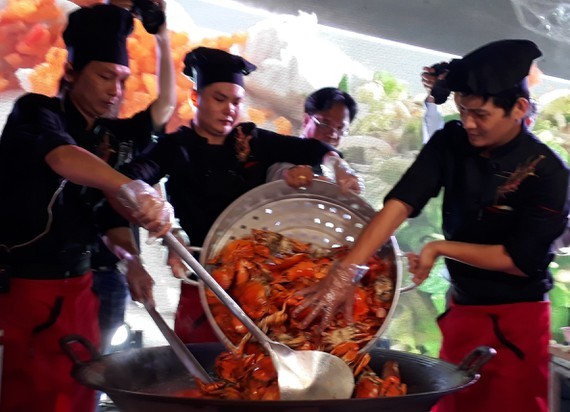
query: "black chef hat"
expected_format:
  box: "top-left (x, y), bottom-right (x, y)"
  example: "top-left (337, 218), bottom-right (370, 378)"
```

top-left (446, 39), bottom-right (542, 96)
top-left (63, 4), bottom-right (134, 72)
top-left (183, 47), bottom-right (257, 90)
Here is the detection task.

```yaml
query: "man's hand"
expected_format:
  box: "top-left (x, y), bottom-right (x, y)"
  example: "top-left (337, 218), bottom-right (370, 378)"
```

top-left (406, 241), bottom-right (440, 285)
top-left (334, 166), bottom-right (363, 194)
top-left (292, 261), bottom-right (368, 331)
top-left (422, 62), bottom-right (450, 105)
top-left (324, 156), bottom-right (363, 194)
top-left (120, 254), bottom-right (155, 306)
top-left (167, 229), bottom-right (193, 279)
top-left (116, 180), bottom-right (174, 238)
top-left (421, 65), bottom-right (438, 94)
top-left (108, 0), bottom-right (168, 35)
top-left (167, 250), bottom-right (191, 279)
top-left (283, 165), bottom-right (314, 188)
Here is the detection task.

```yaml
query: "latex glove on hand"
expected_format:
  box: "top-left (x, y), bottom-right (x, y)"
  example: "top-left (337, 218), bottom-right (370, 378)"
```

top-left (283, 165), bottom-right (314, 188)
top-left (119, 254), bottom-right (155, 306)
top-left (335, 167), bottom-right (364, 194)
top-left (326, 157), bottom-right (363, 194)
top-left (292, 261), bottom-right (368, 331)
top-left (117, 180), bottom-right (174, 238)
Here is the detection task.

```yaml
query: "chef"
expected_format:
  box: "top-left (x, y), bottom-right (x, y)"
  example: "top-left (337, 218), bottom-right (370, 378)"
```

top-left (121, 46), bottom-right (360, 343)
top-left (0, 4), bottom-right (172, 411)
top-left (294, 39), bottom-right (569, 412)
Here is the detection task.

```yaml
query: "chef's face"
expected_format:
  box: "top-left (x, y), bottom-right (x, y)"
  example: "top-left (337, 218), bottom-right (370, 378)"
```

top-left (194, 82), bottom-right (245, 143)
top-left (302, 102), bottom-right (350, 148)
top-left (455, 93), bottom-right (528, 153)
top-left (67, 61), bottom-right (130, 127)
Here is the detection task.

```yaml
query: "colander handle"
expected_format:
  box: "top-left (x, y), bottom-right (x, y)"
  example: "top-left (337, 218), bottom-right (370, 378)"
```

top-left (396, 251), bottom-right (417, 293)
top-left (457, 346), bottom-right (496, 375)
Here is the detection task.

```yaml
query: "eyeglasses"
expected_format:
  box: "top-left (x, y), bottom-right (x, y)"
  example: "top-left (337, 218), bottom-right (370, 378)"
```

top-left (311, 116), bottom-right (349, 137)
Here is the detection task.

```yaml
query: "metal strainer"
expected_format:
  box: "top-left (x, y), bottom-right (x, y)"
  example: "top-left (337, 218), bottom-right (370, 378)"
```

top-left (198, 179), bottom-right (406, 353)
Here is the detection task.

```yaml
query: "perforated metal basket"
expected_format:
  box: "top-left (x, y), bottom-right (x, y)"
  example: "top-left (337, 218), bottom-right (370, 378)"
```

top-left (197, 179), bottom-right (405, 353)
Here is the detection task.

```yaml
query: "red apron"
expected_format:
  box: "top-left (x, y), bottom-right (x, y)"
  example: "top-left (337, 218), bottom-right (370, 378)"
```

top-left (0, 273), bottom-right (100, 412)
top-left (433, 300), bottom-right (550, 412)
top-left (174, 283), bottom-right (218, 343)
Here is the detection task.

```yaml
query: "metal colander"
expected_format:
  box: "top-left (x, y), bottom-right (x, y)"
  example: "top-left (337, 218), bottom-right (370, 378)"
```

top-left (198, 179), bottom-right (405, 352)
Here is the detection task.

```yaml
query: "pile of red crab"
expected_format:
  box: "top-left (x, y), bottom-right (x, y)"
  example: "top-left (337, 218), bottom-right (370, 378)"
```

top-left (175, 229), bottom-right (407, 400)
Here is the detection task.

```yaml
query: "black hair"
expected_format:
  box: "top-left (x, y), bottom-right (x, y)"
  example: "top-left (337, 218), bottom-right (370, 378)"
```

top-left (304, 87), bottom-right (358, 122)
top-left (491, 82), bottom-right (530, 116)
top-left (467, 80), bottom-right (530, 116)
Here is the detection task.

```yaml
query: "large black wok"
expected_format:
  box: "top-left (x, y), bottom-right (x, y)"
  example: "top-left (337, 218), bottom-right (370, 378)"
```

top-left (62, 336), bottom-right (494, 412)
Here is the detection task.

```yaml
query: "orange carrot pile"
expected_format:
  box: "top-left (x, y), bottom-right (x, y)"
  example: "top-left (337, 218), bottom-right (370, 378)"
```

top-left (3, 1), bottom-right (288, 134)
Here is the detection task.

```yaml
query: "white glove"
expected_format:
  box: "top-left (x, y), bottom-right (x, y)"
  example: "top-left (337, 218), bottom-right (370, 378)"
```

top-left (117, 180), bottom-right (174, 238)
top-left (325, 156), bottom-right (364, 194)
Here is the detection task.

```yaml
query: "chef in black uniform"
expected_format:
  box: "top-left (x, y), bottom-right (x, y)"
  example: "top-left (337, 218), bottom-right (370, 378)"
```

top-left (0, 4), bottom-right (172, 412)
top-left (294, 39), bottom-right (569, 412)
top-left (122, 46), bottom-right (359, 342)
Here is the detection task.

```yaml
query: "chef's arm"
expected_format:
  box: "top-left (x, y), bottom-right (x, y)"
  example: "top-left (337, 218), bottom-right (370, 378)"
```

top-left (46, 145), bottom-right (173, 236)
top-left (103, 227), bottom-right (156, 305)
top-left (102, 226), bottom-right (140, 257)
top-left (46, 145), bottom-right (130, 192)
top-left (108, 0), bottom-right (175, 129)
top-left (340, 198), bottom-right (413, 266)
top-left (292, 198), bottom-right (413, 329)
top-left (419, 241), bottom-right (526, 276)
top-left (149, 7), bottom-right (176, 130)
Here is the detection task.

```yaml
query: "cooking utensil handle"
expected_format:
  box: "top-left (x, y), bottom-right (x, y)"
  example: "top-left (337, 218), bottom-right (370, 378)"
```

top-left (163, 232), bottom-right (273, 349)
top-left (457, 346), bottom-right (497, 375)
top-left (60, 334), bottom-right (101, 367)
top-left (144, 302), bottom-right (212, 383)
top-left (396, 251), bottom-right (417, 293)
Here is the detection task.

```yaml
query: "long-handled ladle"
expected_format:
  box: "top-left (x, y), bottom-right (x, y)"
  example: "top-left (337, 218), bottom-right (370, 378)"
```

top-left (163, 232), bottom-right (355, 400)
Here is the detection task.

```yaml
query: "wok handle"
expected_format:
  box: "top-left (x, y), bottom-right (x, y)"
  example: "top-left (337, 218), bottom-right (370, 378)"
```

top-left (457, 346), bottom-right (497, 375)
top-left (60, 334), bottom-right (101, 367)
top-left (396, 251), bottom-right (417, 293)
top-left (144, 302), bottom-right (213, 383)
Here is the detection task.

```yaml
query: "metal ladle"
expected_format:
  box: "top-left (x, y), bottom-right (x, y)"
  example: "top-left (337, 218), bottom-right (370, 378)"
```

top-left (163, 232), bottom-right (355, 400)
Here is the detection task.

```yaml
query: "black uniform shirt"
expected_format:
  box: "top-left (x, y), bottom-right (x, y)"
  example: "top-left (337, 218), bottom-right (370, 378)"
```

top-left (386, 121), bottom-right (569, 304)
top-left (123, 122), bottom-right (336, 246)
top-left (0, 93), bottom-right (153, 268)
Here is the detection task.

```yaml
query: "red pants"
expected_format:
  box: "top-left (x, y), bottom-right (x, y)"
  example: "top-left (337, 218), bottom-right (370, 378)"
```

top-left (0, 274), bottom-right (100, 412)
top-left (433, 300), bottom-right (550, 412)
top-left (174, 283), bottom-right (218, 343)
